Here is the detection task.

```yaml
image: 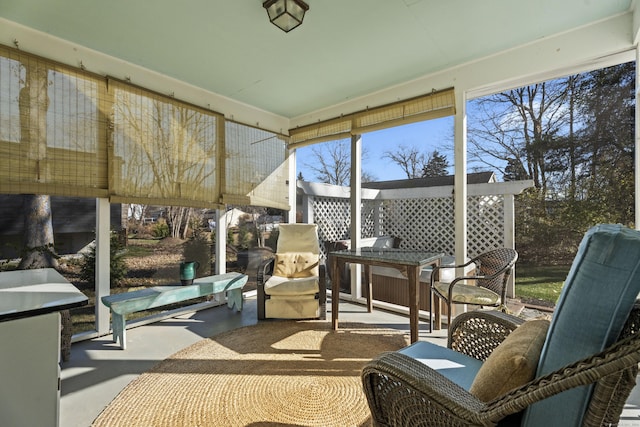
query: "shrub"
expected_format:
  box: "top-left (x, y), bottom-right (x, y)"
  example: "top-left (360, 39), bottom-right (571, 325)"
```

top-left (80, 231), bottom-right (127, 287)
top-left (236, 226), bottom-right (254, 250)
top-left (152, 218), bottom-right (170, 238)
top-left (265, 229), bottom-right (279, 251)
top-left (182, 232), bottom-right (212, 276)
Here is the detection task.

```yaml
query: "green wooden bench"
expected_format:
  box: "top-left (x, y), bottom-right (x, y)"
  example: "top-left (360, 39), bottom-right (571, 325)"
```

top-left (101, 272), bottom-right (248, 349)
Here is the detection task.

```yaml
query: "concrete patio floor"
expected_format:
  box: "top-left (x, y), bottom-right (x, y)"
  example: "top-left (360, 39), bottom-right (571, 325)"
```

top-left (60, 295), bottom-right (640, 426)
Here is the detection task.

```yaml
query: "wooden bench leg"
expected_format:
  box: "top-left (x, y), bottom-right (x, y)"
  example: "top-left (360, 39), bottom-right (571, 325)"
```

top-left (226, 289), bottom-right (243, 312)
top-left (112, 312), bottom-right (126, 350)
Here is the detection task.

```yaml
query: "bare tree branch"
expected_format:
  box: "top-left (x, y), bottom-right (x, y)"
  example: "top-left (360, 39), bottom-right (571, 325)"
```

top-left (382, 145), bottom-right (426, 178)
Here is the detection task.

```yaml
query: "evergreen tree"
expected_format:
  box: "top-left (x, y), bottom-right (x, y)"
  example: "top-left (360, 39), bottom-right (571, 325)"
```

top-left (422, 150), bottom-right (449, 177)
top-left (503, 158), bottom-right (528, 181)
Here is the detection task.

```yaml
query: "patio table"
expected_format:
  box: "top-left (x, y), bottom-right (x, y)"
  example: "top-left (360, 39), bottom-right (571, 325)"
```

top-left (330, 248), bottom-right (443, 342)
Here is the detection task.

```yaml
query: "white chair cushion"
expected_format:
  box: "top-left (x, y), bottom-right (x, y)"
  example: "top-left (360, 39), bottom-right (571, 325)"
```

top-left (273, 252), bottom-right (319, 278)
top-left (265, 297), bottom-right (320, 319)
top-left (276, 224), bottom-right (319, 254)
top-left (264, 275), bottom-right (319, 296)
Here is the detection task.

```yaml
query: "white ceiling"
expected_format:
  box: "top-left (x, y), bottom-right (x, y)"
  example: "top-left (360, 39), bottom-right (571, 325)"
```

top-left (0, 0), bottom-right (634, 120)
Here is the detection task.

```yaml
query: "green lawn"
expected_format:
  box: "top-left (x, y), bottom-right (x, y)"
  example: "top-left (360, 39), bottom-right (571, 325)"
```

top-left (123, 244), bottom-right (155, 257)
top-left (515, 264), bottom-right (569, 306)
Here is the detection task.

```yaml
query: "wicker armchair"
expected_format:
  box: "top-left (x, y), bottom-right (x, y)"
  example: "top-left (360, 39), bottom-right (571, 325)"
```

top-left (431, 247), bottom-right (518, 329)
top-left (362, 306), bottom-right (640, 427)
top-left (363, 225), bottom-right (640, 427)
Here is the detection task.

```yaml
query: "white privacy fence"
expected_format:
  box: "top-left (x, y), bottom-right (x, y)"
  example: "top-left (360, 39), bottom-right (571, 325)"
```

top-left (297, 179), bottom-right (534, 296)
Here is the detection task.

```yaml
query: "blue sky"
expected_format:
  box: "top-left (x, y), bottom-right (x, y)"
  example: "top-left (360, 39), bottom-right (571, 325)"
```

top-left (295, 116), bottom-right (456, 182)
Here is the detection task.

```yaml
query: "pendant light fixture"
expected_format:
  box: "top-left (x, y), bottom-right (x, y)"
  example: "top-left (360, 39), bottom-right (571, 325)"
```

top-left (263, 0), bottom-right (309, 33)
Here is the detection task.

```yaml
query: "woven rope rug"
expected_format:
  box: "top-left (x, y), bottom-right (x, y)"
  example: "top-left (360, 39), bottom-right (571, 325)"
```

top-left (92, 320), bottom-right (409, 427)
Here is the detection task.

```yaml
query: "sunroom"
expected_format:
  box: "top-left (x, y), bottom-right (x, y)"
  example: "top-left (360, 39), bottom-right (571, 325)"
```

top-left (1, 1), bottom-right (640, 426)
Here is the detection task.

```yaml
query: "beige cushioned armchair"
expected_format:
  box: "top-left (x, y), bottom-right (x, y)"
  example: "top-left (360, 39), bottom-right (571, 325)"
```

top-left (257, 224), bottom-right (326, 320)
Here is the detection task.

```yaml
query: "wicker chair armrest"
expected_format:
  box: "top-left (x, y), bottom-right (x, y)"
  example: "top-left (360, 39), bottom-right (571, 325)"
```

top-left (362, 351), bottom-right (491, 426)
top-left (431, 258), bottom-right (476, 273)
top-left (431, 257), bottom-right (512, 286)
top-left (447, 269), bottom-right (510, 286)
top-left (447, 310), bottom-right (524, 358)
top-left (430, 259), bottom-right (476, 282)
top-left (256, 257), bottom-right (275, 286)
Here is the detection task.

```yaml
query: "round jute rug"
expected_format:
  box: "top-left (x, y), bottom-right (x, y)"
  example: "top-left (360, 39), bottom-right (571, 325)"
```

top-left (92, 320), bottom-right (409, 427)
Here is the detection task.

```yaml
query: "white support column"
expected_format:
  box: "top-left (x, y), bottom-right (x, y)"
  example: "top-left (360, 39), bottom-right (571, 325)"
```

top-left (350, 134), bottom-right (363, 300)
top-left (452, 90), bottom-right (468, 320)
top-left (288, 149), bottom-right (297, 224)
top-left (636, 45), bottom-right (640, 230)
top-left (215, 209), bottom-right (226, 274)
top-left (95, 198), bottom-right (111, 336)
top-left (301, 192), bottom-right (314, 224)
top-left (503, 194), bottom-right (516, 298)
top-left (454, 91), bottom-right (468, 266)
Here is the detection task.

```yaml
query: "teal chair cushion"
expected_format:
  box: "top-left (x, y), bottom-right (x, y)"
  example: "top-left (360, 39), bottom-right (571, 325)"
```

top-left (398, 341), bottom-right (483, 390)
top-left (522, 224), bottom-right (640, 426)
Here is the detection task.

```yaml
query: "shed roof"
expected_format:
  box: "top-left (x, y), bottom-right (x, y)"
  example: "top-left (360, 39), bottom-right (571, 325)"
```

top-left (362, 171), bottom-right (495, 190)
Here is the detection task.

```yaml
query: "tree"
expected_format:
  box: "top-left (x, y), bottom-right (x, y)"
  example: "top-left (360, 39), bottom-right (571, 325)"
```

top-left (422, 150), bottom-right (449, 177)
top-left (305, 140), bottom-right (375, 185)
top-left (468, 82), bottom-right (569, 195)
top-left (503, 158), bottom-right (528, 181)
top-left (167, 206), bottom-right (192, 239)
top-left (306, 141), bottom-right (350, 185)
top-left (573, 62), bottom-right (636, 226)
top-left (18, 60), bottom-right (57, 269)
top-left (19, 195), bottom-right (58, 269)
top-left (113, 92), bottom-right (217, 235)
top-left (383, 145), bottom-right (426, 178)
top-left (468, 62), bottom-right (635, 264)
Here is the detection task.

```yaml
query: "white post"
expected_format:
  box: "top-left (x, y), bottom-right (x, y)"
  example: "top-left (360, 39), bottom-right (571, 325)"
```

top-left (301, 192), bottom-right (314, 224)
top-left (95, 198), bottom-right (111, 336)
top-left (288, 149), bottom-right (297, 224)
top-left (215, 209), bottom-right (226, 274)
top-left (503, 193), bottom-right (516, 298)
top-left (454, 92), bottom-right (468, 266)
top-left (350, 134), bottom-right (363, 300)
top-left (453, 90), bottom-right (468, 321)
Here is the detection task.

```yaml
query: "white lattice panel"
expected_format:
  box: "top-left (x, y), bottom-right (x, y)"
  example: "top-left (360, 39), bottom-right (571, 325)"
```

top-left (313, 196), bottom-right (350, 258)
top-left (312, 194), bottom-right (504, 261)
top-left (381, 197), bottom-right (455, 254)
top-left (361, 200), bottom-right (377, 238)
top-left (467, 194), bottom-right (504, 257)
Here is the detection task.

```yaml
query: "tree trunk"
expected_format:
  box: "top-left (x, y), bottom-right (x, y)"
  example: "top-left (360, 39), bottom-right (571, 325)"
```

top-left (18, 194), bottom-right (58, 269)
top-left (17, 60), bottom-right (56, 269)
top-left (181, 208), bottom-right (192, 240)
